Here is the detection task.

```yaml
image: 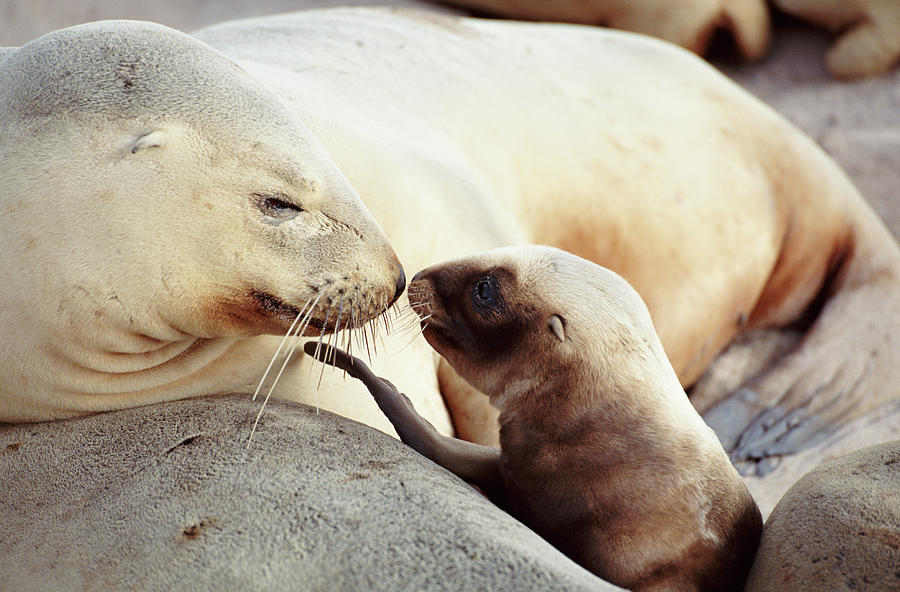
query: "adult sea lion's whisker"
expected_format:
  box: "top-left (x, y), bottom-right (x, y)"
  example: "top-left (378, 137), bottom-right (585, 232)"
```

top-left (339, 302), bottom-right (348, 356)
top-left (376, 312), bottom-right (388, 350)
top-left (333, 294), bottom-right (345, 366)
top-left (346, 302), bottom-right (357, 362)
top-left (247, 292), bottom-right (322, 447)
top-left (251, 298), bottom-right (311, 402)
top-left (368, 317), bottom-right (379, 357)
top-left (382, 307), bottom-right (392, 335)
top-left (310, 306), bottom-right (334, 390)
top-left (340, 305), bottom-right (352, 379)
top-left (311, 307), bottom-right (331, 371)
top-left (362, 318), bottom-right (373, 364)
top-left (365, 316), bottom-right (377, 357)
top-left (324, 323), bottom-right (336, 363)
top-left (294, 291), bottom-right (322, 345)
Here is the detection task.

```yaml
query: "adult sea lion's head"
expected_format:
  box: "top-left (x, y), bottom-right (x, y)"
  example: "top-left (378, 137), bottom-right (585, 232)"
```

top-left (0, 20), bottom-right (404, 347)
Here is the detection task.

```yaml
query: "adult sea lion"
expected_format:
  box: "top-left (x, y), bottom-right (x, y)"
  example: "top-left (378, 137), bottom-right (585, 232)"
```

top-left (773, 0), bottom-right (900, 78)
top-left (3, 11), bottom-right (899, 506)
top-left (443, 0), bottom-right (771, 60)
top-left (0, 20), bottom-right (405, 422)
top-left (192, 8), bottom-right (900, 490)
top-left (306, 245), bottom-right (762, 592)
top-left (445, 1), bottom-right (900, 79)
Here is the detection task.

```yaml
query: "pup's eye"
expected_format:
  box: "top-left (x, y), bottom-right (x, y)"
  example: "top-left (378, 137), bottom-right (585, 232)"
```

top-left (254, 194), bottom-right (304, 220)
top-left (472, 275), bottom-right (499, 307)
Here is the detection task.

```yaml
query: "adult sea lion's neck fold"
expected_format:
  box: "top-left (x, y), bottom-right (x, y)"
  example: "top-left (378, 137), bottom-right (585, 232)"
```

top-left (2, 336), bottom-right (253, 421)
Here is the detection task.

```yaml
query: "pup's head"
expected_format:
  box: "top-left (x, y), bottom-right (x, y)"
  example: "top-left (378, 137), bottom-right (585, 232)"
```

top-left (409, 246), bottom-right (672, 408)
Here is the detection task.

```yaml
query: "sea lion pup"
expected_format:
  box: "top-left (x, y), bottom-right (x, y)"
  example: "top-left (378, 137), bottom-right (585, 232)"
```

top-left (0, 21), bottom-right (405, 422)
top-left (306, 246), bottom-right (762, 592)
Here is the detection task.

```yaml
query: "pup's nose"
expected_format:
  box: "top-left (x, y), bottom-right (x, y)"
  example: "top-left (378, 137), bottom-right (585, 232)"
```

top-left (391, 264), bottom-right (406, 305)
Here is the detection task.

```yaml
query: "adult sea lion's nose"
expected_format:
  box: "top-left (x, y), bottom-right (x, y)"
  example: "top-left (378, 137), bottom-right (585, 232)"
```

top-left (391, 264), bottom-right (406, 305)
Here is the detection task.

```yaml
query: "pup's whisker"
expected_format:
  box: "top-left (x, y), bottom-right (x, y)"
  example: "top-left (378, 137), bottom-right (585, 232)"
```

top-left (397, 315), bottom-right (430, 353)
top-left (390, 312), bottom-right (426, 339)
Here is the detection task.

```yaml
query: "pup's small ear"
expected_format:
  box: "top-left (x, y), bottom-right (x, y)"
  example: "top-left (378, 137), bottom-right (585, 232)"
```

top-left (548, 315), bottom-right (566, 342)
top-left (128, 129), bottom-right (165, 154)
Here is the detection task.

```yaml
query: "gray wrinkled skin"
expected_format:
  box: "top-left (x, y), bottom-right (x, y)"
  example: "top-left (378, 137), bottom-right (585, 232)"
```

top-left (0, 395), bottom-right (620, 591)
top-left (745, 440), bottom-right (900, 592)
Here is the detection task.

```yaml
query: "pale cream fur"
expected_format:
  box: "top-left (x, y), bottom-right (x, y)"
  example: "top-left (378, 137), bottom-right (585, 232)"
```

top-left (0, 21), bottom-right (402, 421)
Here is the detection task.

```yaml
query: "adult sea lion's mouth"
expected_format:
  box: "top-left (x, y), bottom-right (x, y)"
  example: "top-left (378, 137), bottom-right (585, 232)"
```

top-left (252, 289), bottom-right (394, 335)
top-left (250, 289), bottom-right (339, 334)
top-left (251, 290), bottom-right (304, 322)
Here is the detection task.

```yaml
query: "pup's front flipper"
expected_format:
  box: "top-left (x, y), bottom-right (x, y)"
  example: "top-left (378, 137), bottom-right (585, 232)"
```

top-left (303, 343), bottom-right (502, 492)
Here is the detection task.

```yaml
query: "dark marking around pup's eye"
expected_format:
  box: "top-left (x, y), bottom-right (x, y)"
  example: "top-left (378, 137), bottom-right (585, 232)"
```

top-left (253, 192), bottom-right (304, 222)
top-left (471, 274), bottom-right (505, 317)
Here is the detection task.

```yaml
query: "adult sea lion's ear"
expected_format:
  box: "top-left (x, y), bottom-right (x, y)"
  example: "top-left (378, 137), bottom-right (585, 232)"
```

top-left (128, 129), bottom-right (165, 154)
top-left (548, 315), bottom-right (566, 342)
